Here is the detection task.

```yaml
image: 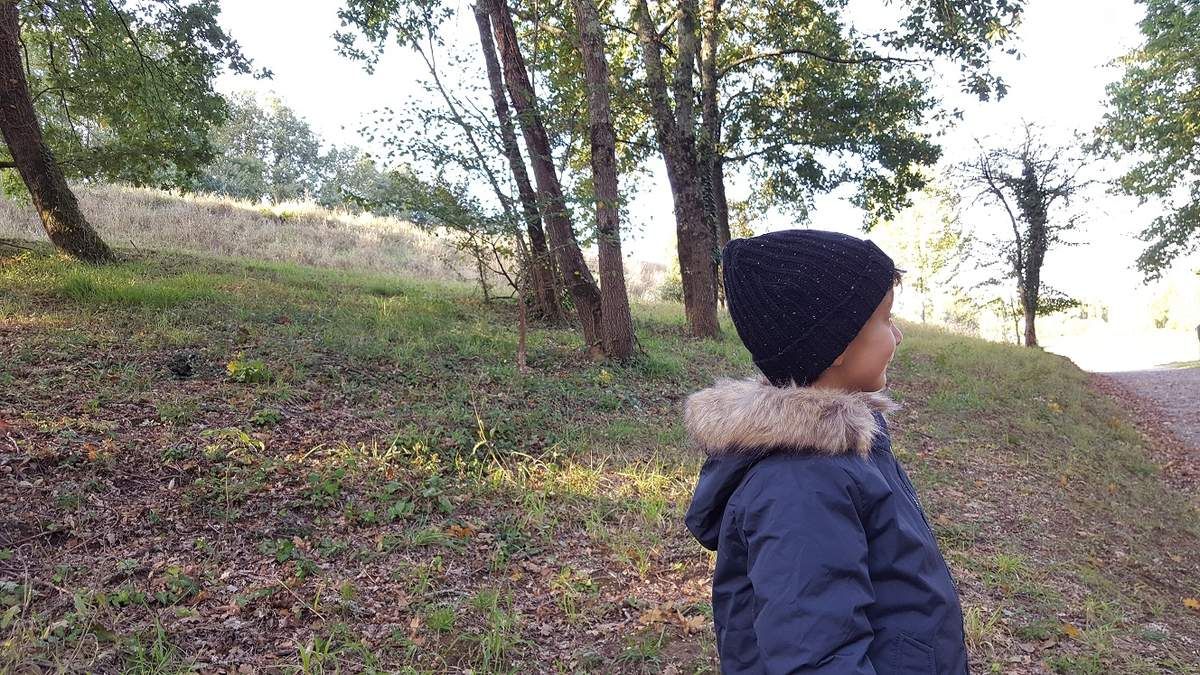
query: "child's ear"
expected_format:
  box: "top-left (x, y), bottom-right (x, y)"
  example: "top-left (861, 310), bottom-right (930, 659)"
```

top-left (831, 354), bottom-right (844, 367)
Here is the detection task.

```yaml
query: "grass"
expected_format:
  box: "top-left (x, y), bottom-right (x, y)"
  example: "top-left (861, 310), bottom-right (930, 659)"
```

top-left (0, 182), bottom-right (672, 301)
top-left (0, 183), bottom-right (469, 283)
top-left (0, 244), bottom-right (1198, 672)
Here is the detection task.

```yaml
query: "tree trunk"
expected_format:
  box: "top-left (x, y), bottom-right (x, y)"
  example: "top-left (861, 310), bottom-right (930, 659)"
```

top-left (517, 268), bottom-right (530, 373)
top-left (0, 3), bottom-right (113, 264)
top-left (1022, 209), bottom-right (1047, 348)
top-left (698, 0), bottom-right (728, 306)
top-left (711, 157), bottom-right (731, 246)
top-left (1021, 269), bottom-right (1040, 347)
top-left (486, 0), bottom-right (605, 355)
top-left (475, 239), bottom-right (493, 303)
top-left (1023, 302), bottom-right (1037, 347)
top-left (573, 0), bottom-right (634, 360)
top-left (472, 5), bottom-right (563, 324)
top-left (633, 0), bottom-right (720, 338)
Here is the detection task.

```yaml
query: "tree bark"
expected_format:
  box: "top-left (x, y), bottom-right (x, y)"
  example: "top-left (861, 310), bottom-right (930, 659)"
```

top-left (517, 265), bottom-right (530, 372)
top-left (486, 0), bottom-right (606, 354)
top-left (700, 43), bottom-right (731, 249)
top-left (1022, 302), bottom-right (1037, 347)
top-left (633, 0), bottom-right (720, 338)
top-left (0, 3), bottom-right (113, 264)
top-left (1021, 255), bottom-right (1041, 347)
top-left (574, 0), bottom-right (634, 360)
top-left (697, 0), bottom-right (727, 306)
top-left (472, 5), bottom-right (563, 324)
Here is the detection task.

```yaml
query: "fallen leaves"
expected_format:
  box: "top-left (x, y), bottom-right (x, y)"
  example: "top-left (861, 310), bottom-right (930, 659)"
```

top-left (637, 602), bottom-right (708, 634)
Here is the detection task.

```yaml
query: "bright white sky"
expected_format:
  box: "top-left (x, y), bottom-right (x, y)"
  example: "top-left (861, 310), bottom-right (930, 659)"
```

top-left (214, 0), bottom-right (1196, 324)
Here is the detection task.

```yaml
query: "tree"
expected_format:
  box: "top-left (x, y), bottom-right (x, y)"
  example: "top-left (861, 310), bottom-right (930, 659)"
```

top-left (574, 0), bottom-right (635, 359)
top-left (1096, 0), bottom-right (1200, 281)
top-left (0, 0), bottom-right (263, 262)
top-left (956, 124), bottom-right (1087, 347)
top-left (262, 101), bottom-right (326, 204)
top-left (484, 0), bottom-right (608, 354)
top-left (200, 93), bottom-right (326, 204)
top-left (197, 91), bottom-right (270, 201)
top-left (0, 1), bottom-right (110, 262)
top-left (337, 1), bottom-right (549, 312)
top-left (870, 183), bottom-right (972, 324)
top-left (196, 92), bottom-right (426, 215)
top-left (705, 0), bottom-right (1025, 229)
top-left (625, 0), bottom-right (1024, 337)
top-left (633, 0), bottom-right (721, 338)
top-left (472, 4), bottom-right (564, 323)
top-left (317, 146), bottom-right (420, 213)
top-left (697, 0), bottom-right (727, 248)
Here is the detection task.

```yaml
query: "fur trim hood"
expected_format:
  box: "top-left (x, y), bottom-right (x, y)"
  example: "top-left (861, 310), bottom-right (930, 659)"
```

top-left (684, 375), bottom-right (900, 458)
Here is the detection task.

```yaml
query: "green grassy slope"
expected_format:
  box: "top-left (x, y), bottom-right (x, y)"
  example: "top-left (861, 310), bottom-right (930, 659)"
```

top-left (1, 247), bottom-right (1197, 673)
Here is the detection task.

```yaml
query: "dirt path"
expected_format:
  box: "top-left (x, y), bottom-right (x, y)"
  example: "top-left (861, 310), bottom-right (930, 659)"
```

top-left (1090, 366), bottom-right (1200, 492)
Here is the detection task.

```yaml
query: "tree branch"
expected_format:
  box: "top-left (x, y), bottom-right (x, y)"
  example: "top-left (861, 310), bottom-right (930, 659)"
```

top-left (723, 144), bottom-right (784, 163)
top-left (975, 155), bottom-right (1025, 280)
top-left (0, 239), bottom-right (37, 252)
top-left (719, 47), bottom-right (927, 78)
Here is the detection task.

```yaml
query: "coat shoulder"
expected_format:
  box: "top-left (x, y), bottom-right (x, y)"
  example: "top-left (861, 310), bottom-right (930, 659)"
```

top-left (737, 442), bottom-right (903, 523)
top-left (734, 453), bottom-right (873, 515)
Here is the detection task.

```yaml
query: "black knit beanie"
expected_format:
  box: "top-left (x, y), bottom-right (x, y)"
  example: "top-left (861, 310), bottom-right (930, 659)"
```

top-left (722, 229), bottom-right (896, 387)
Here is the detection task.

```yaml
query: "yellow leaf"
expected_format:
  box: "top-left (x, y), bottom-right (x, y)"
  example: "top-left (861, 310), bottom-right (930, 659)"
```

top-left (1061, 622), bottom-right (1081, 639)
top-left (678, 613), bottom-right (706, 633)
top-left (1183, 597), bottom-right (1200, 611)
top-left (638, 606), bottom-right (669, 625)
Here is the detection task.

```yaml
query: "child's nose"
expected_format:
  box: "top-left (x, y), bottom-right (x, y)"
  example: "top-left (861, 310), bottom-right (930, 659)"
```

top-left (892, 324), bottom-right (903, 345)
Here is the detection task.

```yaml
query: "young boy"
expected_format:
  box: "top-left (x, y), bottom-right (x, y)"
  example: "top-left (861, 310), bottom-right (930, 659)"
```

top-left (685, 229), bottom-right (968, 674)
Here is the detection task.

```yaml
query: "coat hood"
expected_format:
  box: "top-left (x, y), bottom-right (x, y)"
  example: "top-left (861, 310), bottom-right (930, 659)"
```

top-left (683, 375), bottom-right (900, 550)
top-left (684, 375), bottom-right (900, 458)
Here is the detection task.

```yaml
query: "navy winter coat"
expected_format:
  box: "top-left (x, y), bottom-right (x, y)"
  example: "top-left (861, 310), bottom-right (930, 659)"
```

top-left (683, 375), bottom-right (969, 674)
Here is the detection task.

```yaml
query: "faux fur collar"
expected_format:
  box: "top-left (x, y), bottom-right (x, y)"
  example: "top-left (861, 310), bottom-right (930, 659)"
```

top-left (684, 375), bottom-right (901, 458)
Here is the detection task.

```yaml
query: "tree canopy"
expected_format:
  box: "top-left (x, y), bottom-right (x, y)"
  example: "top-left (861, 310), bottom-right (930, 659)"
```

top-left (0, 0), bottom-right (265, 191)
top-left (1097, 0), bottom-right (1200, 281)
top-left (712, 0), bottom-right (1025, 224)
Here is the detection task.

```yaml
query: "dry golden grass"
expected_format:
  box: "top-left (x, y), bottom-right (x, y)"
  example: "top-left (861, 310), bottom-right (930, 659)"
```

top-left (0, 183), bottom-right (474, 281)
top-left (0, 183), bottom-right (679, 301)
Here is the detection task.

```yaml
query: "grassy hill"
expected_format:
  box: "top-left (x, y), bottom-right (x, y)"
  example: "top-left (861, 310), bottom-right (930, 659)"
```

top-left (0, 184), bottom-right (672, 304)
top-left (0, 184), bottom-right (477, 284)
top-left (1, 245), bottom-right (1198, 673)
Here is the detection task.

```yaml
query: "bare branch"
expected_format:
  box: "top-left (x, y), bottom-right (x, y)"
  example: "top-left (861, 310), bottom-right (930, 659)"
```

top-left (0, 239), bottom-right (38, 252)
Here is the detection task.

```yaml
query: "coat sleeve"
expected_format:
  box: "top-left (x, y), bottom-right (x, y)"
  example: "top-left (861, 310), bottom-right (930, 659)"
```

top-left (739, 460), bottom-right (877, 674)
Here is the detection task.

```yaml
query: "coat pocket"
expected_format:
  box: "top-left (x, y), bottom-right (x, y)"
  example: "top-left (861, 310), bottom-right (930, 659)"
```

top-left (889, 632), bottom-right (937, 674)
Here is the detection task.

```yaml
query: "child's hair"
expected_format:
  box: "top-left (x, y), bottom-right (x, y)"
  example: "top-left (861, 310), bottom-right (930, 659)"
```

top-left (892, 266), bottom-right (906, 290)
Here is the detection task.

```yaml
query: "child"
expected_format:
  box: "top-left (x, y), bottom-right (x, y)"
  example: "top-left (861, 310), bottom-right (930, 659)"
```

top-left (685, 229), bottom-right (968, 674)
